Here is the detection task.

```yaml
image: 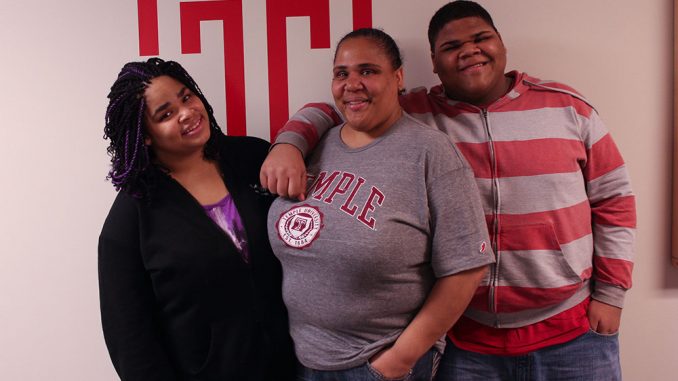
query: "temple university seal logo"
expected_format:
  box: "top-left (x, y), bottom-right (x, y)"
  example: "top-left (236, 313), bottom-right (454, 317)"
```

top-left (277, 204), bottom-right (323, 249)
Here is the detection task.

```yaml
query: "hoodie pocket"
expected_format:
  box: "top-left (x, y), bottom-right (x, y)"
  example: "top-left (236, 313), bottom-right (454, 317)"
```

top-left (494, 223), bottom-right (583, 313)
top-left (193, 322), bottom-right (219, 374)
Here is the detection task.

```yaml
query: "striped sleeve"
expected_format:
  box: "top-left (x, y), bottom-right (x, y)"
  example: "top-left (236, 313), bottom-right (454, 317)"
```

top-left (581, 109), bottom-right (636, 308)
top-left (273, 103), bottom-right (343, 157)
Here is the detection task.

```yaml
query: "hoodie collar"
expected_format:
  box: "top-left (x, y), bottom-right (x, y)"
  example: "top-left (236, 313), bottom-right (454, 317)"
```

top-left (430, 70), bottom-right (530, 111)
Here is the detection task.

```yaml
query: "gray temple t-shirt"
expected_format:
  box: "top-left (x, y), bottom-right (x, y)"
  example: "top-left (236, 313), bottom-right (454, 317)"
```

top-left (268, 113), bottom-right (493, 370)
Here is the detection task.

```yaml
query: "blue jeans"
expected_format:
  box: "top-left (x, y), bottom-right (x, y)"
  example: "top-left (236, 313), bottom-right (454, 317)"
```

top-left (435, 330), bottom-right (621, 381)
top-left (297, 348), bottom-right (439, 381)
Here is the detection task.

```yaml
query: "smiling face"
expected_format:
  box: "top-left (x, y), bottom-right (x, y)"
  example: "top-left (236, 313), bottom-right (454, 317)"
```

top-left (332, 37), bottom-right (404, 143)
top-left (431, 17), bottom-right (509, 106)
top-left (143, 75), bottom-right (210, 164)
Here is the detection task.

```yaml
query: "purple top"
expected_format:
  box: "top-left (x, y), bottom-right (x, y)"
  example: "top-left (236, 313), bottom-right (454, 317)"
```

top-left (203, 194), bottom-right (250, 263)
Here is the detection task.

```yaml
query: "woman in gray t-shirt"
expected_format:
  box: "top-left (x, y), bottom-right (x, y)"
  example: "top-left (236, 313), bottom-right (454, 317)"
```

top-left (268, 28), bottom-right (493, 381)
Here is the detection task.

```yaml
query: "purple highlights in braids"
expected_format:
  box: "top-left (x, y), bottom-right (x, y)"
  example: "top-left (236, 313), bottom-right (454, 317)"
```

top-left (109, 98), bottom-right (146, 189)
top-left (122, 65), bottom-right (156, 80)
top-left (103, 57), bottom-right (223, 198)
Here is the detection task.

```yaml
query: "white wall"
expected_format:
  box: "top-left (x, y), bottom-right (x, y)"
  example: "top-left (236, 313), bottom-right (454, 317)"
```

top-left (0, 1), bottom-right (675, 379)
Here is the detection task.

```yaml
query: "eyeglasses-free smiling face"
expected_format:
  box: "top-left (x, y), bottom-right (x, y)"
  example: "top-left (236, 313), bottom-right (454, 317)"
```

top-left (143, 75), bottom-right (210, 164)
top-left (332, 37), bottom-right (404, 145)
top-left (431, 17), bottom-right (510, 107)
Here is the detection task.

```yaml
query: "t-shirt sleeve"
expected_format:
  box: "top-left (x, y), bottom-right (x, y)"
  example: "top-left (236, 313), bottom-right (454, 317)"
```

top-left (426, 146), bottom-right (495, 278)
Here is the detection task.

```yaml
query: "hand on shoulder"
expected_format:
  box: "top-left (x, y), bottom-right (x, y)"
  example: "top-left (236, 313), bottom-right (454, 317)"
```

top-left (259, 143), bottom-right (307, 200)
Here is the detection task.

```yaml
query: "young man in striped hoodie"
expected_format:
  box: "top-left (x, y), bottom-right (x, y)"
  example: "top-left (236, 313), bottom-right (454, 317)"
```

top-left (261, 1), bottom-right (635, 379)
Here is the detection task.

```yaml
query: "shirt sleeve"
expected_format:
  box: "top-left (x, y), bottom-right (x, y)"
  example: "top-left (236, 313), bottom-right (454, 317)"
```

top-left (580, 110), bottom-right (636, 308)
top-left (426, 139), bottom-right (495, 278)
top-left (98, 193), bottom-right (178, 381)
top-left (273, 103), bottom-right (343, 157)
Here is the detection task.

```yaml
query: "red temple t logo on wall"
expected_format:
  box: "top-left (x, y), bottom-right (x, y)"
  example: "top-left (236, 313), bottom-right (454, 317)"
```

top-left (136, 0), bottom-right (372, 138)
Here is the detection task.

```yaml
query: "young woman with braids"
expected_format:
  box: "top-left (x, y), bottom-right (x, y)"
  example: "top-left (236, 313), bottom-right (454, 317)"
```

top-left (98, 58), bottom-right (295, 381)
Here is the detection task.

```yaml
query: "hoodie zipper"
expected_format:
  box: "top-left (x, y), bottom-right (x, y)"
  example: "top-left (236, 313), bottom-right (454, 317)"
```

top-left (481, 108), bottom-right (501, 327)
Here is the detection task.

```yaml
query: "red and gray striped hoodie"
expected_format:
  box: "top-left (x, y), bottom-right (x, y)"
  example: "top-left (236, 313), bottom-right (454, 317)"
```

top-left (275, 71), bottom-right (636, 328)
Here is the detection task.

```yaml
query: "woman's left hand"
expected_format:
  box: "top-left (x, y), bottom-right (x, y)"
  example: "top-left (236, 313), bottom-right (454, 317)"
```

top-left (369, 348), bottom-right (412, 379)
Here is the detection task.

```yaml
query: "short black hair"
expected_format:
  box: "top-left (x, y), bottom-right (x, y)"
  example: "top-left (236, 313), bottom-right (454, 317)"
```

top-left (428, 1), bottom-right (497, 51)
top-left (334, 28), bottom-right (403, 70)
top-left (103, 58), bottom-right (221, 198)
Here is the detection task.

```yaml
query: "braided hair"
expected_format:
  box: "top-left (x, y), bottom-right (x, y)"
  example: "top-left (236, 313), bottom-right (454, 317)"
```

top-left (103, 58), bottom-right (221, 198)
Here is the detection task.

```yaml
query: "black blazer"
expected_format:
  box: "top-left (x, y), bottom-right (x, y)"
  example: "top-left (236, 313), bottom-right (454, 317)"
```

top-left (99, 135), bottom-right (295, 381)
